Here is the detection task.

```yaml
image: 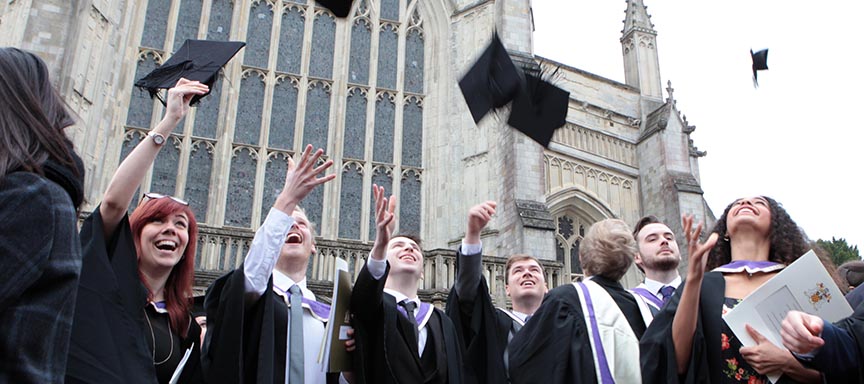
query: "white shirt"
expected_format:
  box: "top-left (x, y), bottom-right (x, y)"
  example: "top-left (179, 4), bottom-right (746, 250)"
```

top-left (243, 208), bottom-right (327, 384)
top-left (367, 257), bottom-right (429, 356)
top-left (639, 276), bottom-right (682, 300)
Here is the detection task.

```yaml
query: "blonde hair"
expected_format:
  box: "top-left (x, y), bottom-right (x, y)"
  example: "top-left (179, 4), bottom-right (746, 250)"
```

top-left (579, 219), bottom-right (636, 281)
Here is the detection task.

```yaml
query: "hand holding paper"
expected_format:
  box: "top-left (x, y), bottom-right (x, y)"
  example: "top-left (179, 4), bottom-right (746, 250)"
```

top-left (780, 311), bottom-right (825, 354)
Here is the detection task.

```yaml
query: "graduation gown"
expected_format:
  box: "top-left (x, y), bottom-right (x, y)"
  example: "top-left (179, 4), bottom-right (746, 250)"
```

top-left (445, 252), bottom-right (518, 384)
top-left (350, 263), bottom-right (464, 384)
top-left (66, 207), bottom-right (203, 384)
top-left (640, 271), bottom-right (802, 384)
top-left (202, 267), bottom-right (340, 384)
top-left (806, 301), bottom-right (864, 383)
top-left (508, 277), bottom-right (650, 384)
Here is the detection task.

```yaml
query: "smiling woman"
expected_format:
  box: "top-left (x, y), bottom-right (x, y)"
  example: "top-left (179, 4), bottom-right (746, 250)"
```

top-left (66, 78), bottom-right (208, 384)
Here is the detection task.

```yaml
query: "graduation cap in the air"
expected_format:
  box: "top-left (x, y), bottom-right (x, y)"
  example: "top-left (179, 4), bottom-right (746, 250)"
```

top-left (459, 33), bottom-right (570, 147)
top-left (315, 0), bottom-right (354, 17)
top-left (751, 48), bottom-right (769, 88)
top-left (135, 39), bottom-right (246, 106)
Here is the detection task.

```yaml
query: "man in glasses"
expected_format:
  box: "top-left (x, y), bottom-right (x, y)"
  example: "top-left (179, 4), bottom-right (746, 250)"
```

top-left (203, 145), bottom-right (352, 384)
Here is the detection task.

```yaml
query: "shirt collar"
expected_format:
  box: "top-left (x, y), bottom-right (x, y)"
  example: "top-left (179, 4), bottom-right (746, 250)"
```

top-left (272, 270), bottom-right (315, 300)
top-left (384, 288), bottom-right (420, 307)
top-left (643, 276), bottom-right (682, 294)
top-left (510, 310), bottom-right (529, 322)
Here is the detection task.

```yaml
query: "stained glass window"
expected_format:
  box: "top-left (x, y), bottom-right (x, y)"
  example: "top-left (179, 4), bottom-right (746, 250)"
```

top-left (206, 0), bottom-right (233, 41)
top-left (376, 24), bottom-right (398, 90)
top-left (309, 11), bottom-right (336, 79)
top-left (141, 0), bottom-right (170, 49)
top-left (185, 140), bottom-right (214, 221)
top-left (173, 0), bottom-right (202, 49)
top-left (348, 19), bottom-right (371, 85)
top-left (302, 81), bottom-right (331, 151)
top-left (401, 97), bottom-right (422, 167)
top-left (225, 147), bottom-right (257, 227)
top-left (278, 5), bottom-right (305, 74)
top-left (261, 152), bottom-right (289, 223)
top-left (127, 52), bottom-right (158, 128)
top-left (399, 169), bottom-right (421, 235)
top-left (368, 166), bottom-right (392, 240)
top-left (373, 92), bottom-right (395, 163)
top-left (234, 71), bottom-right (265, 145)
top-left (404, 29), bottom-right (424, 93)
top-left (338, 162), bottom-right (364, 239)
top-left (244, 1), bottom-right (273, 69)
top-left (269, 77), bottom-right (298, 150)
top-left (343, 87), bottom-right (367, 159)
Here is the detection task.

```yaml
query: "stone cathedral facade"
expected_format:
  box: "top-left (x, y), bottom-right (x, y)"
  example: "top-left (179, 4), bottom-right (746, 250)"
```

top-left (1, 0), bottom-right (714, 304)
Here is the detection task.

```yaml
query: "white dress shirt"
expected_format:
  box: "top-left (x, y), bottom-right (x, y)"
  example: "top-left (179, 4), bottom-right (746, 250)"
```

top-left (638, 276), bottom-right (682, 300)
top-left (367, 257), bottom-right (429, 356)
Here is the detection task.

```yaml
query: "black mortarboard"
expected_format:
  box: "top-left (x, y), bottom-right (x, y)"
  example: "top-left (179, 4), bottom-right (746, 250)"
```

top-left (192, 295), bottom-right (206, 318)
top-left (458, 33), bottom-right (522, 124)
top-left (507, 73), bottom-right (570, 147)
top-left (316, 0), bottom-right (354, 17)
top-left (751, 48), bottom-right (769, 88)
top-left (135, 39), bottom-right (246, 106)
top-left (459, 33), bottom-right (570, 147)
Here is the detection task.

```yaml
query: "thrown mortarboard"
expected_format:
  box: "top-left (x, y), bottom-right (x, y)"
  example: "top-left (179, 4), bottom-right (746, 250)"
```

top-left (459, 33), bottom-right (570, 148)
top-left (751, 48), bottom-right (769, 88)
top-left (315, 0), bottom-right (354, 18)
top-left (135, 39), bottom-right (246, 106)
top-left (507, 73), bottom-right (570, 147)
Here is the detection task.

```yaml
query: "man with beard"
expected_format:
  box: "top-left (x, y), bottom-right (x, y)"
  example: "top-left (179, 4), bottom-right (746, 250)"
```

top-left (630, 216), bottom-right (682, 314)
top-left (445, 201), bottom-right (548, 384)
top-left (350, 185), bottom-right (463, 384)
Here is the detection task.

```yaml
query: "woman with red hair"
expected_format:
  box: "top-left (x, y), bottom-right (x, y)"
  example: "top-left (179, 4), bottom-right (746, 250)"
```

top-left (66, 78), bottom-right (208, 384)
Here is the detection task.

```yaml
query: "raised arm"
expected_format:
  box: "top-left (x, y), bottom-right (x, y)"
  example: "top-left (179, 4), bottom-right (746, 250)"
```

top-left (454, 201), bottom-right (496, 300)
top-left (99, 78), bottom-right (208, 237)
top-left (243, 145), bottom-right (335, 297)
top-left (672, 214), bottom-right (717, 374)
top-left (351, 184), bottom-right (394, 322)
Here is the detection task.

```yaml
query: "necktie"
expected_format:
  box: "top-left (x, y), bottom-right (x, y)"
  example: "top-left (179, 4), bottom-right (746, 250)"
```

top-left (659, 285), bottom-right (675, 303)
top-left (288, 285), bottom-right (304, 384)
top-left (399, 300), bottom-right (420, 345)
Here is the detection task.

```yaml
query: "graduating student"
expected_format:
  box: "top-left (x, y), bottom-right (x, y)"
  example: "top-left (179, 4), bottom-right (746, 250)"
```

top-left (444, 201), bottom-right (547, 384)
top-left (350, 185), bottom-right (463, 384)
top-left (781, 308), bottom-right (864, 383)
top-left (641, 197), bottom-right (821, 384)
top-left (202, 145), bottom-right (358, 384)
top-left (631, 216), bottom-right (683, 314)
top-left (508, 219), bottom-right (653, 384)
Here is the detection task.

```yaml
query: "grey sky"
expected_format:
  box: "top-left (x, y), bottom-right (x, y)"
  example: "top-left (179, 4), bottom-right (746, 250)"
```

top-left (531, 0), bottom-right (863, 250)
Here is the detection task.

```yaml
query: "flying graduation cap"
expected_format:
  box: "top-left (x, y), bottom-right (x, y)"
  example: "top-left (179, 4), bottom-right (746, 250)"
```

top-left (458, 33), bottom-right (570, 148)
top-left (135, 39), bottom-right (246, 106)
top-left (315, 0), bottom-right (354, 17)
top-left (750, 48), bottom-right (769, 88)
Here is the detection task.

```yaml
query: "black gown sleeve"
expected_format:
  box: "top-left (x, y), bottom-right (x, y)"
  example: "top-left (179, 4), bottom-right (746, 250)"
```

top-left (444, 251), bottom-right (510, 384)
top-left (507, 284), bottom-right (597, 384)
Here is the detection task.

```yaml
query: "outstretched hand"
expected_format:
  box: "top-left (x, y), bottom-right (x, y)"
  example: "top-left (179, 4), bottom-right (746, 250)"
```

top-left (274, 144), bottom-right (335, 214)
top-left (781, 311), bottom-right (825, 354)
top-left (465, 201), bottom-right (496, 244)
top-left (370, 184), bottom-right (394, 261)
top-left (164, 78), bottom-right (209, 123)
top-left (682, 214), bottom-right (718, 282)
top-left (740, 324), bottom-right (794, 375)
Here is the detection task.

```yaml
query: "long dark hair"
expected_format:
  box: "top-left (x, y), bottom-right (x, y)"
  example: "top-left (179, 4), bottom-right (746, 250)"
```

top-left (0, 47), bottom-right (77, 182)
top-left (707, 196), bottom-right (809, 270)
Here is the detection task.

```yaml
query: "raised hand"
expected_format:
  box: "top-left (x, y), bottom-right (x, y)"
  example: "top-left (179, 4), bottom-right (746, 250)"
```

top-left (740, 324), bottom-right (794, 375)
top-left (274, 144), bottom-right (335, 214)
top-left (682, 214), bottom-right (718, 282)
top-left (465, 201), bottom-right (496, 244)
top-left (370, 184), bottom-right (394, 261)
top-left (781, 311), bottom-right (825, 354)
top-left (164, 78), bottom-right (209, 123)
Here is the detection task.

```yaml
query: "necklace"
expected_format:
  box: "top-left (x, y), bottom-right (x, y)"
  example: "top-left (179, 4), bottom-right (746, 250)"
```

top-left (144, 308), bottom-right (174, 365)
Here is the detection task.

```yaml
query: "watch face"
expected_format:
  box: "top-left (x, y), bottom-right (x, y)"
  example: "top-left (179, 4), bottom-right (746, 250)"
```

top-left (150, 133), bottom-right (165, 145)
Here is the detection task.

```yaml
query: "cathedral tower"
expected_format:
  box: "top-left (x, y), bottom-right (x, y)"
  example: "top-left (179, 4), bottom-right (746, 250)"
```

top-left (621, 0), bottom-right (662, 102)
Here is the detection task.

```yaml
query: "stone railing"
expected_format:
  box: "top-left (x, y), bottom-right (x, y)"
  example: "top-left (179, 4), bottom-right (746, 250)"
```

top-left (190, 225), bottom-right (565, 306)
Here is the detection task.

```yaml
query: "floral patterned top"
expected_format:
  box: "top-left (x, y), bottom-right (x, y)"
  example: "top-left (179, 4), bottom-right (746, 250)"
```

top-left (721, 298), bottom-right (767, 384)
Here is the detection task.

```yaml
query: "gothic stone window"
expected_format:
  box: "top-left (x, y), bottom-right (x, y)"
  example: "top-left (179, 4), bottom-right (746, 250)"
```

top-left (121, 0), bottom-right (428, 263)
top-left (555, 213), bottom-right (591, 281)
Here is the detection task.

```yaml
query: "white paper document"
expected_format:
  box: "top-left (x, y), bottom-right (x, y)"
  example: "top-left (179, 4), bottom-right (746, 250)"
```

top-left (168, 346), bottom-right (194, 384)
top-left (723, 250), bottom-right (853, 383)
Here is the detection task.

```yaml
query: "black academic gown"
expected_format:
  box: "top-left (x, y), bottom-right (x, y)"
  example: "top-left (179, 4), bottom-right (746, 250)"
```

top-left (640, 271), bottom-right (801, 384)
top-left (507, 277), bottom-right (646, 384)
top-left (66, 207), bottom-right (204, 384)
top-left (350, 263), bottom-right (464, 384)
top-left (807, 301), bottom-right (864, 383)
top-left (444, 251), bottom-right (515, 384)
top-left (202, 267), bottom-right (341, 384)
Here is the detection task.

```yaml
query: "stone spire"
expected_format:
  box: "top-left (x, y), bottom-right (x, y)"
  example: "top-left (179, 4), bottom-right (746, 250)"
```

top-left (621, 0), bottom-right (662, 101)
top-left (622, 0), bottom-right (656, 36)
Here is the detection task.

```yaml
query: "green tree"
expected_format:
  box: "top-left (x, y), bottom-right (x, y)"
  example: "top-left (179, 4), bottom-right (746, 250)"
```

top-left (816, 237), bottom-right (861, 266)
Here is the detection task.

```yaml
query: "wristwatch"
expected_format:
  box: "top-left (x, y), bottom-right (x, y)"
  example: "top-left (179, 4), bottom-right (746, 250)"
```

top-left (147, 131), bottom-right (165, 146)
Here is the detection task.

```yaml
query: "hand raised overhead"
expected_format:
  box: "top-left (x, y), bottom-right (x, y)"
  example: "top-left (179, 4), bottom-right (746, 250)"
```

top-left (682, 214), bottom-right (718, 282)
top-left (370, 184), bottom-right (394, 261)
top-left (164, 78), bottom-right (209, 123)
top-left (274, 144), bottom-right (336, 214)
top-left (465, 201), bottom-right (496, 244)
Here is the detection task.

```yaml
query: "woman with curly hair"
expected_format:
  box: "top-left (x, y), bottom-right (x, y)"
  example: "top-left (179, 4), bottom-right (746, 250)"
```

top-left (641, 196), bottom-right (821, 384)
top-left (508, 219), bottom-right (653, 384)
top-left (65, 78), bottom-right (208, 384)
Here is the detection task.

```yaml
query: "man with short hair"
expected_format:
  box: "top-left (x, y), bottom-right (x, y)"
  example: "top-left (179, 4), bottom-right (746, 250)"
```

top-left (350, 185), bottom-right (463, 384)
top-left (202, 145), bottom-right (352, 384)
top-left (445, 201), bottom-right (548, 384)
top-left (631, 215), bottom-right (682, 313)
